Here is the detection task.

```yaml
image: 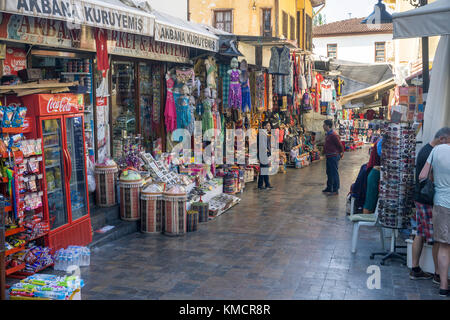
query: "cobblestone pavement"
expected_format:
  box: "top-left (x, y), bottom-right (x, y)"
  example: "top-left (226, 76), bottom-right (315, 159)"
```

top-left (47, 148), bottom-right (450, 299)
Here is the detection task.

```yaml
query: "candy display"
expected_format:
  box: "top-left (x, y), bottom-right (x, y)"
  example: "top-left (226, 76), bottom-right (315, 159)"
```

top-left (0, 105), bottom-right (27, 128)
top-left (8, 274), bottom-right (84, 300)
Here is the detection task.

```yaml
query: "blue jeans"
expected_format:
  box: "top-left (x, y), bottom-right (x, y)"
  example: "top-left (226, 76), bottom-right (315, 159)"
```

top-left (326, 156), bottom-right (340, 192)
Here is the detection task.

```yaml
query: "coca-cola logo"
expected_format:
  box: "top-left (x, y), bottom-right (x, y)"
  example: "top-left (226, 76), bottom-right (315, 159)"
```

top-left (46, 97), bottom-right (79, 113)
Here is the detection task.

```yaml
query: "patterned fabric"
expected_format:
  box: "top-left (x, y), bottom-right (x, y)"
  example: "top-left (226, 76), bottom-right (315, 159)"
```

top-left (164, 78), bottom-right (177, 133)
top-left (219, 64), bottom-right (230, 108)
top-left (241, 79), bottom-right (251, 112)
top-left (174, 93), bottom-right (191, 129)
top-left (120, 182), bottom-right (141, 221)
top-left (255, 72), bottom-right (265, 111)
top-left (229, 70), bottom-right (242, 109)
top-left (202, 99), bottom-right (214, 133)
top-left (414, 201), bottom-right (434, 243)
top-left (95, 167), bottom-right (117, 207)
top-left (164, 197), bottom-right (187, 236)
top-left (140, 197), bottom-right (163, 233)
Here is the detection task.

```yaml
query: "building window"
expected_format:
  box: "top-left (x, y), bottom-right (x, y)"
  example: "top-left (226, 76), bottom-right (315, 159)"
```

top-left (375, 42), bottom-right (386, 62)
top-left (214, 10), bottom-right (232, 33)
top-left (290, 15), bottom-right (295, 40)
top-left (327, 44), bottom-right (337, 59)
top-left (282, 11), bottom-right (288, 38)
top-left (305, 14), bottom-right (312, 51)
top-left (262, 9), bottom-right (272, 37)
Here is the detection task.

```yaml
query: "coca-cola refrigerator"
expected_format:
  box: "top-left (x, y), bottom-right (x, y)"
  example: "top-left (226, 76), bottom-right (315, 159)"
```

top-left (21, 93), bottom-right (92, 250)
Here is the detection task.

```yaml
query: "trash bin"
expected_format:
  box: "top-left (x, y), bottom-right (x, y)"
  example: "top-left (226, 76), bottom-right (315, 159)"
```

top-left (94, 163), bottom-right (118, 207)
top-left (140, 184), bottom-right (163, 234)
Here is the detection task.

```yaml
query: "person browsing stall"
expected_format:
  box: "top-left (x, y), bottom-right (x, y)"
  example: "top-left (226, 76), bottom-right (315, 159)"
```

top-left (322, 119), bottom-right (345, 195)
top-left (419, 127), bottom-right (450, 297)
top-left (410, 128), bottom-right (450, 283)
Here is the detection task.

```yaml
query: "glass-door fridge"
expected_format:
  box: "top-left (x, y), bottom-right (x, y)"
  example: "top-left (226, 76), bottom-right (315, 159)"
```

top-left (22, 94), bottom-right (92, 250)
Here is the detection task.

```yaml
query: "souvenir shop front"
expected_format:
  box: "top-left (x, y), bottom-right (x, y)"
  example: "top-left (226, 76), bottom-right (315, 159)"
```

top-left (0, 12), bottom-right (108, 288)
top-left (336, 106), bottom-right (387, 151)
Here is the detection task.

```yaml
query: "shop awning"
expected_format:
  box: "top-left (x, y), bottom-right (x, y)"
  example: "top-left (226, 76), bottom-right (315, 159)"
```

top-left (339, 78), bottom-right (396, 106)
top-left (236, 36), bottom-right (298, 49)
top-left (200, 24), bottom-right (244, 56)
top-left (392, 0), bottom-right (450, 39)
top-left (0, 0), bottom-right (155, 37)
top-left (153, 10), bottom-right (219, 52)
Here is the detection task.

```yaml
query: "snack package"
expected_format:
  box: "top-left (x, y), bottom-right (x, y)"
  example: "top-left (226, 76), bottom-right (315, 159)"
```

top-left (12, 107), bottom-right (27, 127)
top-left (0, 107), bottom-right (4, 128)
top-left (3, 106), bottom-right (15, 128)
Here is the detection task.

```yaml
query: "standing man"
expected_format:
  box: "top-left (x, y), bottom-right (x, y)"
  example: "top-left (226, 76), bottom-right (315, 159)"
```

top-left (409, 129), bottom-right (450, 281)
top-left (322, 120), bottom-right (344, 196)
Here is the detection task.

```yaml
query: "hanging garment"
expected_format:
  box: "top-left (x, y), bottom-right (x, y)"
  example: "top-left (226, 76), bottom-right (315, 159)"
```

top-left (187, 96), bottom-right (196, 135)
top-left (176, 69), bottom-right (195, 84)
top-left (228, 69), bottom-right (242, 109)
top-left (219, 64), bottom-right (230, 108)
top-left (202, 99), bottom-right (214, 133)
top-left (175, 93), bottom-right (191, 129)
top-left (306, 58), bottom-right (312, 89)
top-left (241, 79), bottom-right (252, 113)
top-left (320, 79), bottom-right (334, 102)
top-left (94, 28), bottom-right (109, 77)
top-left (164, 78), bottom-right (177, 133)
top-left (268, 46), bottom-right (291, 75)
top-left (299, 57), bottom-right (307, 91)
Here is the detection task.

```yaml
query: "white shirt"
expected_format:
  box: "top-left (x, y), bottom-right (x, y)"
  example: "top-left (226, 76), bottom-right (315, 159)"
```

top-left (427, 144), bottom-right (450, 209)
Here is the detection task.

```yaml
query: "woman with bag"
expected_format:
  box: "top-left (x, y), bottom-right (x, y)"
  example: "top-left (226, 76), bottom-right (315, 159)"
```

top-left (419, 127), bottom-right (450, 297)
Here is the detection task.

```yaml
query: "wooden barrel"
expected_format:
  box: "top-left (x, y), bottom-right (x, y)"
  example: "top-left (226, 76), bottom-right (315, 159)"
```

top-left (94, 164), bottom-right (118, 207)
top-left (191, 202), bottom-right (209, 223)
top-left (119, 179), bottom-right (143, 221)
top-left (140, 192), bottom-right (163, 234)
top-left (163, 193), bottom-right (187, 237)
top-left (186, 210), bottom-right (199, 232)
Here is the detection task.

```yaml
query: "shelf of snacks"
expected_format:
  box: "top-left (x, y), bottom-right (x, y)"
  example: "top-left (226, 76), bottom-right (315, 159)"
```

top-left (5, 226), bottom-right (25, 237)
top-left (5, 245), bottom-right (26, 257)
top-left (5, 263), bottom-right (26, 276)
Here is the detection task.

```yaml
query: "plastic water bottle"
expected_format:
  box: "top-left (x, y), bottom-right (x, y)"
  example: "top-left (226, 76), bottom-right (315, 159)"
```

top-left (53, 251), bottom-right (60, 271)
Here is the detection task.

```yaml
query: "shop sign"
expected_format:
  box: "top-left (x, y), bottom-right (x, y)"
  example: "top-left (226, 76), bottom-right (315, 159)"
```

top-left (0, 13), bottom-right (95, 50)
top-left (3, 47), bottom-right (26, 76)
top-left (155, 22), bottom-right (218, 52)
top-left (107, 30), bottom-right (190, 63)
top-left (0, 0), bottom-right (154, 38)
top-left (39, 94), bottom-right (84, 116)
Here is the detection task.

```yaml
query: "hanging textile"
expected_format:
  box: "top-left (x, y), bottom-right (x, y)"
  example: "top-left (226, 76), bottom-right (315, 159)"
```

top-left (94, 28), bottom-right (109, 77)
top-left (219, 64), bottom-right (230, 108)
top-left (268, 46), bottom-right (291, 75)
top-left (164, 77), bottom-right (177, 133)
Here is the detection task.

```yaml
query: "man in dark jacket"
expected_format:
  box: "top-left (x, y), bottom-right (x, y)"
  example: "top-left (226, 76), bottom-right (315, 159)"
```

top-left (322, 119), bottom-right (344, 195)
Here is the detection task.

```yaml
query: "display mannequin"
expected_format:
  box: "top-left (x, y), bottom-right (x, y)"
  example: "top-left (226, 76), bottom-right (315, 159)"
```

top-left (164, 71), bottom-right (177, 133)
top-left (202, 87), bottom-right (214, 133)
top-left (240, 59), bottom-right (251, 113)
top-left (227, 57), bottom-right (242, 110)
top-left (176, 85), bottom-right (191, 129)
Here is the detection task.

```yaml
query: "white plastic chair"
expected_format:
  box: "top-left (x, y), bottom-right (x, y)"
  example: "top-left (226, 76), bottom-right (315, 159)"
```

top-left (348, 199), bottom-right (385, 254)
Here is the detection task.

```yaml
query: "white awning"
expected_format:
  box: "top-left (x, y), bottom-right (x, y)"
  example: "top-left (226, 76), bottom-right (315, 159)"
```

top-left (153, 10), bottom-right (219, 52)
top-left (392, 0), bottom-right (450, 39)
top-left (0, 0), bottom-right (155, 37)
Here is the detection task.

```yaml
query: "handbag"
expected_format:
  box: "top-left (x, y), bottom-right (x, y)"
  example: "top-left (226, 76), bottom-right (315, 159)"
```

top-left (418, 153), bottom-right (435, 205)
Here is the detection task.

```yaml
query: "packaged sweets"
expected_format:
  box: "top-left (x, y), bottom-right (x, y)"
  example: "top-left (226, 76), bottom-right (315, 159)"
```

top-left (0, 108), bottom-right (4, 127)
top-left (3, 106), bottom-right (15, 128)
top-left (12, 106), bottom-right (27, 127)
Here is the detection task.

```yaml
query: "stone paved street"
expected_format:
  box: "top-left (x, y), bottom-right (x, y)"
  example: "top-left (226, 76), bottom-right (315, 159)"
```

top-left (54, 148), bottom-right (449, 299)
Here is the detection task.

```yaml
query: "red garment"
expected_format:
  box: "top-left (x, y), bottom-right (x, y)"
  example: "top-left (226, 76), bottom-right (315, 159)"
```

top-left (279, 129), bottom-right (284, 143)
top-left (367, 138), bottom-right (381, 170)
top-left (324, 131), bottom-right (344, 158)
top-left (94, 28), bottom-right (109, 77)
top-left (366, 109), bottom-right (375, 120)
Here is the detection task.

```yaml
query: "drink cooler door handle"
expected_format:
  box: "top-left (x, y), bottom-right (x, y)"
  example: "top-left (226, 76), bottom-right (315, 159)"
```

top-left (65, 149), bottom-right (72, 183)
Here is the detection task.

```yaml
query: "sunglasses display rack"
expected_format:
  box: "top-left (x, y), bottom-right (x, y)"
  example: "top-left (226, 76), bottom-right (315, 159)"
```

top-left (379, 122), bottom-right (416, 230)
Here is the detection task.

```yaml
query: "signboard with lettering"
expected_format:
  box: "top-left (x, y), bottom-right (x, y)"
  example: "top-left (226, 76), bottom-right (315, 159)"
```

top-left (107, 30), bottom-right (190, 63)
top-left (0, 13), bottom-right (95, 50)
top-left (3, 47), bottom-right (26, 75)
top-left (20, 94), bottom-right (84, 117)
top-left (155, 22), bottom-right (218, 52)
top-left (0, 0), bottom-right (155, 38)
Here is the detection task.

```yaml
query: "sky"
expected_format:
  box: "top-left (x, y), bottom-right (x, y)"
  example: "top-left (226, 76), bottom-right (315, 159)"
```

top-left (319, 0), bottom-right (393, 23)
